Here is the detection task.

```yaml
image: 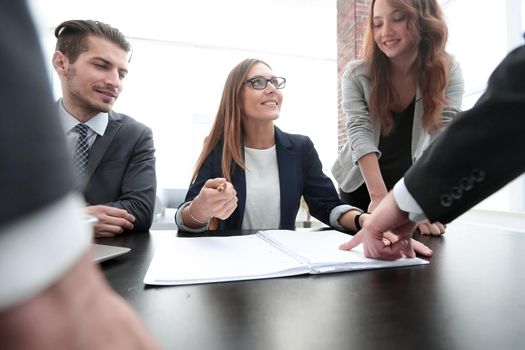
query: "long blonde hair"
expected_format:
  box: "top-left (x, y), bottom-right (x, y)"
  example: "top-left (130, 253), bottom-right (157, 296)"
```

top-left (361, 0), bottom-right (451, 134)
top-left (190, 58), bottom-right (271, 184)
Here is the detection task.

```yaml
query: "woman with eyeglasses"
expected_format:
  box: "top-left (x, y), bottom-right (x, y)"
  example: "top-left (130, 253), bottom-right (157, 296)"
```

top-left (332, 0), bottom-right (464, 235)
top-left (174, 58), bottom-right (433, 256)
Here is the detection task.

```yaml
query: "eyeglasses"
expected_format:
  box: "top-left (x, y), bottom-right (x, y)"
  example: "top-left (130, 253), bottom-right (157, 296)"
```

top-left (244, 76), bottom-right (286, 90)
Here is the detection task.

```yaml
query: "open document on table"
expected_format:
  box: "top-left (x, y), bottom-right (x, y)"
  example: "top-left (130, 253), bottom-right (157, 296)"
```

top-left (144, 229), bottom-right (429, 285)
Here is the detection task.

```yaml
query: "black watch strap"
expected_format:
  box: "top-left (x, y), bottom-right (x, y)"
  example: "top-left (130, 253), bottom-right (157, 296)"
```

top-left (354, 212), bottom-right (363, 231)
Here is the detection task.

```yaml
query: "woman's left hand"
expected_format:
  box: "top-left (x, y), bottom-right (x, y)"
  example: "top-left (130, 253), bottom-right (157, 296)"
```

top-left (417, 221), bottom-right (446, 236)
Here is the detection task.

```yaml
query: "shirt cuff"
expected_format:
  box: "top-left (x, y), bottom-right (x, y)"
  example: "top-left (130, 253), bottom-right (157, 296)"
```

top-left (0, 194), bottom-right (91, 311)
top-left (393, 179), bottom-right (427, 222)
top-left (330, 204), bottom-right (362, 230)
top-left (174, 201), bottom-right (209, 233)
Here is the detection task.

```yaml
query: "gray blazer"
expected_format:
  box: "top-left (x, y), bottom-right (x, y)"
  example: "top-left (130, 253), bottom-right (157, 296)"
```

top-left (331, 58), bottom-right (464, 193)
top-left (83, 112), bottom-right (157, 231)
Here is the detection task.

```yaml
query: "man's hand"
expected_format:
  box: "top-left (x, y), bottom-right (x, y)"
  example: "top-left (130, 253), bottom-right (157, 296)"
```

top-left (86, 205), bottom-right (135, 237)
top-left (367, 193), bottom-right (386, 213)
top-left (0, 251), bottom-right (159, 349)
top-left (339, 192), bottom-right (417, 260)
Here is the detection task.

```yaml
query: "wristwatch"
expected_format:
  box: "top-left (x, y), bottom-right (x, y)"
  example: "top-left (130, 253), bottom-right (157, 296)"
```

top-left (354, 212), bottom-right (364, 231)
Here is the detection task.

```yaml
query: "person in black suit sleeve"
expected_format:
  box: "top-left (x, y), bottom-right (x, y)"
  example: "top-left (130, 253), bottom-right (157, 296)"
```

top-left (0, 2), bottom-right (158, 348)
top-left (340, 38), bottom-right (525, 260)
top-left (52, 19), bottom-right (156, 237)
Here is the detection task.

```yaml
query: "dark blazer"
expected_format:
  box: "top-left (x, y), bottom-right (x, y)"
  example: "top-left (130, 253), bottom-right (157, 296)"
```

top-left (1, 1), bottom-right (73, 227)
top-left (405, 41), bottom-right (525, 223)
top-left (185, 127), bottom-right (345, 230)
top-left (83, 112), bottom-right (157, 231)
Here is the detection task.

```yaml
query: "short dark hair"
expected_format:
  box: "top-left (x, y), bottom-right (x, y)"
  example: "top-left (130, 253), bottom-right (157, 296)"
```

top-left (55, 19), bottom-right (131, 63)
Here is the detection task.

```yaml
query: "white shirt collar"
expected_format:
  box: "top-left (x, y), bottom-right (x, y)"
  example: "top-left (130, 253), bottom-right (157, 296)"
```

top-left (58, 99), bottom-right (109, 136)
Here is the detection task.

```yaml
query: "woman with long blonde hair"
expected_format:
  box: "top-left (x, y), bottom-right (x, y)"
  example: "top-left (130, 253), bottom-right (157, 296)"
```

top-left (332, 0), bottom-right (464, 235)
top-left (174, 58), bottom-right (432, 257)
top-left (175, 58), bottom-right (366, 233)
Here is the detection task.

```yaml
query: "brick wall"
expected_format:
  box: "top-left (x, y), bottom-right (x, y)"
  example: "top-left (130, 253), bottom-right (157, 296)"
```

top-left (336, 0), bottom-right (370, 149)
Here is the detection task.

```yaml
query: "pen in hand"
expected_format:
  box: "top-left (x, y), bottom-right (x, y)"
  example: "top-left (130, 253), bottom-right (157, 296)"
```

top-left (209, 181), bottom-right (227, 230)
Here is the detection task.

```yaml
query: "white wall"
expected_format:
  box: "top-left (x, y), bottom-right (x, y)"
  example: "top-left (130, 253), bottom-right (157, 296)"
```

top-left (29, 0), bottom-right (338, 191)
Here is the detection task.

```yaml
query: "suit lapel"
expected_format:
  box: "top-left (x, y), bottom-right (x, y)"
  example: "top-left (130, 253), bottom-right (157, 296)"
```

top-left (85, 112), bottom-right (123, 180)
top-left (229, 164), bottom-right (246, 228)
top-left (213, 143), bottom-right (246, 229)
top-left (223, 128), bottom-right (298, 229)
top-left (275, 127), bottom-right (298, 228)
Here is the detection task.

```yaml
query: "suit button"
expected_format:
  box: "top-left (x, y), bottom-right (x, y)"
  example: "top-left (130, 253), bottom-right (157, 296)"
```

top-left (451, 186), bottom-right (463, 199)
top-left (440, 194), bottom-right (453, 207)
top-left (471, 169), bottom-right (485, 182)
top-left (460, 177), bottom-right (474, 190)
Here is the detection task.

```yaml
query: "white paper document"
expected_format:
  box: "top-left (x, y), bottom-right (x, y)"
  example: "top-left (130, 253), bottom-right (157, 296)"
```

top-left (144, 230), bottom-right (429, 285)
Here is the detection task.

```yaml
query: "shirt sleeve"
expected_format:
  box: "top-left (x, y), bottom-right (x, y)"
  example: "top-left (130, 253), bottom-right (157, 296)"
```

top-left (393, 179), bottom-right (428, 222)
top-left (0, 194), bottom-right (91, 311)
top-left (329, 204), bottom-right (362, 230)
top-left (174, 201), bottom-right (209, 233)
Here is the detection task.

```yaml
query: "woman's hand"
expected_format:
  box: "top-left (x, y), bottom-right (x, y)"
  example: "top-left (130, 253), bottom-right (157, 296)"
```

top-left (417, 221), bottom-right (446, 235)
top-left (185, 178), bottom-right (238, 226)
top-left (367, 190), bottom-right (388, 213)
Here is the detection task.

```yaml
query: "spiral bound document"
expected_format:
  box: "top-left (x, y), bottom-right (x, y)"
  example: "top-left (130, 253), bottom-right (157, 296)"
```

top-left (144, 230), bottom-right (428, 285)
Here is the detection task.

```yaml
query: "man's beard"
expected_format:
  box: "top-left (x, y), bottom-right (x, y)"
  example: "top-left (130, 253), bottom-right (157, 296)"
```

top-left (65, 69), bottom-right (113, 115)
top-left (69, 87), bottom-right (111, 115)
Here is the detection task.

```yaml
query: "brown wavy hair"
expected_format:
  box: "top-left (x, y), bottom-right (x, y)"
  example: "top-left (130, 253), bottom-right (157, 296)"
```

top-left (190, 58), bottom-right (271, 184)
top-left (361, 0), bottom-right (451, 134)
top-left (55, 20), bottom-right (131, 63)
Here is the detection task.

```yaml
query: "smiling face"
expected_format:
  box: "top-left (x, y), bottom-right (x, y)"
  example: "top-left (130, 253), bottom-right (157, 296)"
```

top-left (372, 0), bottom-right (420, 63)
top-left (241, 63), bottom-right (283, 125)
top-left (53, 35), bottom-right (128, 121)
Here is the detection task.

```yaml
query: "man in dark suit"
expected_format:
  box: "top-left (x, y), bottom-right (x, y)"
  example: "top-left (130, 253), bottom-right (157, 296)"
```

top-left (52, 20), bottom-right (156, 237)
top-left (0, 2), bottom-right (157, 348)
top-left (340, 38), bottom-right (525, 260)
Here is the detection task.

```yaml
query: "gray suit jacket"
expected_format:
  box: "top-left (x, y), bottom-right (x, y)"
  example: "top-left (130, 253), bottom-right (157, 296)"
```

top-left (332, 58), bottom-right (464, 192)
top-left (83, 112), bottom-right (157, 231)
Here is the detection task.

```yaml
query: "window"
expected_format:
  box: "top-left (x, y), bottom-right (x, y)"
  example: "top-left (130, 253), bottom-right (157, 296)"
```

top-left (443, 0), bottom-right (525, 213)
top-left (29, 0), bottom-right (338, 193)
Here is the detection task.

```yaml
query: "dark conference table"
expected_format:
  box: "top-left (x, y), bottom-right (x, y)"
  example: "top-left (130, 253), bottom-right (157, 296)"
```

top-left (97, 222), bottom-right (525, 350)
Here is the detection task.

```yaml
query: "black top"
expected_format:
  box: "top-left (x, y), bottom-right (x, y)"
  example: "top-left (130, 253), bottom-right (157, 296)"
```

top-left (378, 98), bottom-right (415, 190)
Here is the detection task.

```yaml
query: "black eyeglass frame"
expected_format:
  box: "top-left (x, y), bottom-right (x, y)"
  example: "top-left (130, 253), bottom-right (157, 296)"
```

top-left (243, 76), bottom-right (286, 90)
